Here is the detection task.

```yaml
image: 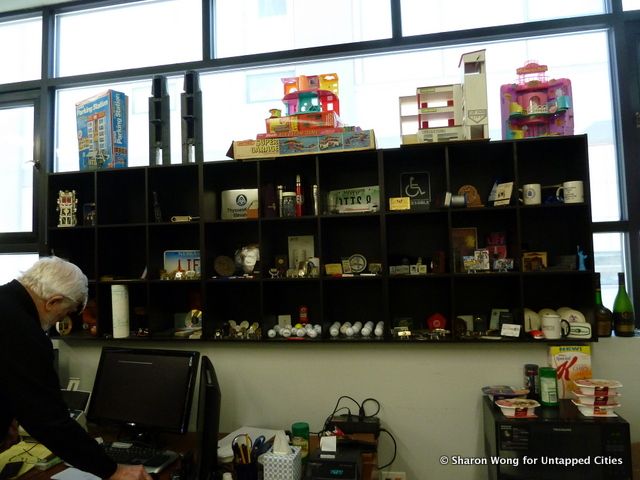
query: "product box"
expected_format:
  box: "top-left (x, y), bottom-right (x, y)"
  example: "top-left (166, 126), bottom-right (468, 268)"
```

top-left (262, 445), bottom-right (302, 480)
top-left (229, 130), bottom-right (376, 160)
top-left (220, 189), bottom-right (259, 220)
top-left (76, 90), bottom-right (128, 170)
top-left (548, 345), bottom-right (592, 399)
top-left (265, 111), bottom-right (342, 134)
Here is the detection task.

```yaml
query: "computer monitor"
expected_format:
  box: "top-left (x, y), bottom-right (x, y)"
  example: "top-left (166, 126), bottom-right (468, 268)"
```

top-left (87, 347), bottom-right (199, 440)
top-left (193, 356), bottom-right (221, 480)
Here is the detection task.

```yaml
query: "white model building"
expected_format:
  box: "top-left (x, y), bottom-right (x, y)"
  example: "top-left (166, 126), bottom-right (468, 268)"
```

top-left (400, 49), bottom-right (488, 144)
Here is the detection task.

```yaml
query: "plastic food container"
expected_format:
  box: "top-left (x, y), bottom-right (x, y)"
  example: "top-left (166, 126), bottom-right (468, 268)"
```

top-left (572, 399), bottom-right (620, 417)
top-left (573, 379), bottom-right (622, 396)
top-left (495, 398), bottom-right (540, 418)
top-left (573, 391), bottom-right (621, 406)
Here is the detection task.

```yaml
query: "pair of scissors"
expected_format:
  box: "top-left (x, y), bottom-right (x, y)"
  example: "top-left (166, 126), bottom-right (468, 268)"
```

top-left (232, 434), bottom-right (252, 464)
top-left (251, 435), bottom-right (270, 459)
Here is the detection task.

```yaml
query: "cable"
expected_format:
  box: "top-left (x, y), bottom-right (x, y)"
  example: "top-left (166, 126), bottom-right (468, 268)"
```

top-left (359, 397), bottom-right (381, 420)
top-left (321, 395), bottom-right (363, 434)
top-left (376, 428), bottom-right (397, 470)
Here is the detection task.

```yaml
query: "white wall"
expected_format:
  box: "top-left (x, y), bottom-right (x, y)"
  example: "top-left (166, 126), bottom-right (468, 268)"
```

top-left (55, 338), bottom-right (640, 480)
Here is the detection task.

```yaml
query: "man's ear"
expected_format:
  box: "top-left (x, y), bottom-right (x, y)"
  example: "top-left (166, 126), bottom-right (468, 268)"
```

top-left (44, 295), bottom-right (65, 311)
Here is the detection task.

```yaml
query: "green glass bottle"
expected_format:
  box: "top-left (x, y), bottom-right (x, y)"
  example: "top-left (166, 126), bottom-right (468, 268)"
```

top-left (595, 273), bottom-right (613, 337)
top-left (613, 272), bottom-right (635, 337)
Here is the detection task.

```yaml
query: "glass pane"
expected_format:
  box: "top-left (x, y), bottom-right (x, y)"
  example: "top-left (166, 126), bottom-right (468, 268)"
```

top-left (214, 0), bottom-right (391, 58)
top-left (0, 16), bottom-right (41, 84)
top-left (202, 31), bottom-right (619, 223)
top-left (55, 78), bottom-right (184, 172)
top-left (0, 253), bottom-right (38, 285)
top-left (623, 0), bottom-right (640, 10)
top-left (401, 0), bottom-right (605, 36)
top-left (55, 0), bottom-right (202, 77)
top-left (0, 105), bottom-right (34, 233)
top-left (593, 232), bottom-right (626, 309)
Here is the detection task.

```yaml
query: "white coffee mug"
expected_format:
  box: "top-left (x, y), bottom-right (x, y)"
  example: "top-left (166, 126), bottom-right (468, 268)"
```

top-left (520, 183), bottom-right (541, 205)
top-left (541, 313), bottom-right (562, 339)
top-left (561, 320), bottom-right (592, 339)
top-left (556, 180), bottom-right (584, 204)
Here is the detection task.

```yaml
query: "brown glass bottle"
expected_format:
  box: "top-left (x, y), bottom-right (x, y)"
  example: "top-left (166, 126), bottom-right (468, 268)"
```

top-left (613, 272), bottom-right (635, 337)
top-left (594, 273), bottom-right (612, 337)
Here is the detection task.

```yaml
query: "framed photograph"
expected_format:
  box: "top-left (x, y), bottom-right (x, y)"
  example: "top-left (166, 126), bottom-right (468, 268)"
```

top-left (451, 227), bottom-right (477, 272)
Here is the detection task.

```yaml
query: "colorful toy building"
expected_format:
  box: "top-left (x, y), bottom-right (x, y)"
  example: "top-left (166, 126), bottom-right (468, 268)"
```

top-left (264, 73), bottom-right (343, 137)
top-left (229, 73), bottom-right (376, 160)
top-left (500, 61), bottom-right (573, 139)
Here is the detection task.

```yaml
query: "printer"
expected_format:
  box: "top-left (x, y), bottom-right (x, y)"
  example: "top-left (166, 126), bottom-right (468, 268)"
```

top-left (306, 447), bottom-right (361, 480)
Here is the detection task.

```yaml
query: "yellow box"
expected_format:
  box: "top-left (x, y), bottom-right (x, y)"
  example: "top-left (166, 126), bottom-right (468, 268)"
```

top-left (548, 345), bottom-right (592, 399)
top-left (324, 263), bottom-right (343, 275)
top-left (389, 197), bottom-right (410, 210)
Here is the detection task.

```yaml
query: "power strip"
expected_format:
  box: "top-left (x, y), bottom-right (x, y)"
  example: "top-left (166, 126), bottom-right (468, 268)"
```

top-left (327, 414), bottom-right (380, 434)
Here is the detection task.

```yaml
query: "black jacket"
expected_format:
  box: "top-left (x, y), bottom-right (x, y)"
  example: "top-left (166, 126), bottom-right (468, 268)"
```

top-left (0, 280), bottom-right (117, 478)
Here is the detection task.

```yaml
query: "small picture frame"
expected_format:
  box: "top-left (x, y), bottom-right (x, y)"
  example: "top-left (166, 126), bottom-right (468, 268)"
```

top-left (341, 258), bottom-right (352, 274)
top-left (493, 182), bottom-right (514, 206)
top-left (522, 252), bottom-right (547, 272)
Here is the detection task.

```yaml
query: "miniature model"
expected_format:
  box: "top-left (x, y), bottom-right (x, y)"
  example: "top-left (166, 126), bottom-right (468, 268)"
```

top-left (500, 61), bottom-right (573, 139)
top-left (400, 49), bottom-right (488, 144)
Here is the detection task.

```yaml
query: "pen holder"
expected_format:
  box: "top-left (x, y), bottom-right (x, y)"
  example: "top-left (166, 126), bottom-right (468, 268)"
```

top-left (234, 462), bottom-right (258, 480)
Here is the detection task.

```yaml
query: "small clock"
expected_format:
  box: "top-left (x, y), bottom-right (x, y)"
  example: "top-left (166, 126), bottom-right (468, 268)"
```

top-left (348, 254), bottom-right (367, 274)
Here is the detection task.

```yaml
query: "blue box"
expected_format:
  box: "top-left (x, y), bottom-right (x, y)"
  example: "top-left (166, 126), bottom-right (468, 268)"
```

top-left (76, 90), bottom-right (128, 170)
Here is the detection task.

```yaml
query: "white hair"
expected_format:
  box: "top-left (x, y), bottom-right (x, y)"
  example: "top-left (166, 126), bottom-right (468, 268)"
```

top-left (17, 256), bottom-right (88, 309)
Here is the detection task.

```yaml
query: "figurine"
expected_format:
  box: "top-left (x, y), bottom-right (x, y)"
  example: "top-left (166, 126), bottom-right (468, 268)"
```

top-left (577, 246), bottom-right (588, 271)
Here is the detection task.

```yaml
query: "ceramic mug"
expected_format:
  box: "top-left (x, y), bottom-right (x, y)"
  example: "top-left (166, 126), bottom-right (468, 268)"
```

top-left (541, 313), bottom-right (563, 339)
top-left (556, 180), bottom-right (584, 204)
top-left (520, 183), bottom-right (541, 205)
top-left (561, 320), bottom-right (592, 339)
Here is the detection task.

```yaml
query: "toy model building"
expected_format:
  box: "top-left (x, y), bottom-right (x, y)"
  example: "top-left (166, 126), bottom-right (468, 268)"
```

top-left (500, 61), bottom-right (573, 139)
top-left (229, 73), bottom-right (376, 160)
top-left (400, 49), bottom-right (488, 144)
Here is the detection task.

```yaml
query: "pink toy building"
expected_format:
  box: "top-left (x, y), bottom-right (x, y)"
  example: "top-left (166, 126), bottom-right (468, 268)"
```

top-left (281, 73), bottom-right (340, 115)
top-left (500, 61), bottom-right (573, 139)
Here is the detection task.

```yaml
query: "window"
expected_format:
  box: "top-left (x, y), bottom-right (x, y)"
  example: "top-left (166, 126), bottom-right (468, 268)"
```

top-left (0, 104), bottom-right (35, 234)
top-left (400, 0), bottom-right (606, 36)
top-left (202, 31), bottom-right (618, 223)
top-left (55, 77), bottom-right (184, 172)
top-left (0, 16), bottom-right (41, 84)
top-left (594, 233), bottom-right (627, 308)
top-left (623, 0), bottom-right (640, 10)
top-left (0, 253), bottom-right (38, 284)
top-left (214, 0), bottom-right (392, 58)
top-left (55, 0), bottom-right (202, 77)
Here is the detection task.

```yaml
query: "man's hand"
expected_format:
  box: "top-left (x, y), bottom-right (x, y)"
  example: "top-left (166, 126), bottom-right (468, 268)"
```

top-left (108, 465), bottom-right (153, 480)
top-left (0, 420), bottom-right (19, 452)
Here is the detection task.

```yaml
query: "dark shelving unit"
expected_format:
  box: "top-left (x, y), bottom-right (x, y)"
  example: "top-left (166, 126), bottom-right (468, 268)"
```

top-left (47, 135), bottom-right (595, 344)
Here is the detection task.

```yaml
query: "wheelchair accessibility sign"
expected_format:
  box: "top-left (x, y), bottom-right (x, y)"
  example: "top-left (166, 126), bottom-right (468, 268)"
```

top-left (401, 171), bottom-right (431, 209)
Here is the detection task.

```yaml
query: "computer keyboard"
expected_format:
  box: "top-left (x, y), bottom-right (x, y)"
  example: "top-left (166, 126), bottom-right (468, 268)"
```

top-left (103, 442), bottom-right (179, 474)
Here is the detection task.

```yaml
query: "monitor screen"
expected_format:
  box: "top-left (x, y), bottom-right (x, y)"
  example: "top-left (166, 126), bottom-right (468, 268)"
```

top-left (193, 356), bottom-right (221, 480)
top-left (87, 347), bottom-right (199, 435)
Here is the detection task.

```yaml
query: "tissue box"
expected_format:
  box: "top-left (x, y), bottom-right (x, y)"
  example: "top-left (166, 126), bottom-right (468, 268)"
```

top-left (263, 445), bottom-right (302, 480)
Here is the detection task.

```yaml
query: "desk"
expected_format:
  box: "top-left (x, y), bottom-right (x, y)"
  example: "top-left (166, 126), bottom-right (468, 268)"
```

top-left (21, 431), bottom-right (378, 480)
top-left (20, 431), bottom-right (195, 480)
